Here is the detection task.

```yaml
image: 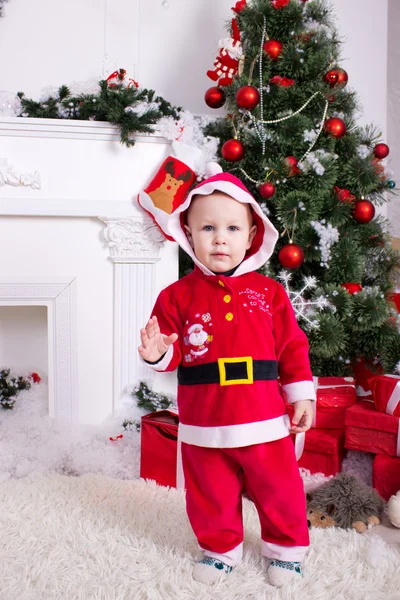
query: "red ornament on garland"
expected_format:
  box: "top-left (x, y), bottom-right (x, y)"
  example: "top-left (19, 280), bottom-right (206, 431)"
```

top-left (204, 86), bottom-right (226, 109)
top-left (324, 117), bottom-right (347, 138)
top-left (270, 75), bottom-right (295, 87)
top-left (263, 39), bottom-right (283, 60)
top-left (324, 68), bottom-right (348, 88)
top-left (259, 181), bottom-right (276, 199)
top-left (236, 85), bottom-right (260, 110)
top-left (30, 372), bottom-right (41, 384)
top-left (353, 199), bottom-right (375, 224)
top-left (373, 143), bottom-right (390, 159)
top-left (271, 0), bottom-right (290, 8)
top-left (341, 282), bottom-right (362, 295)
top-left (336, 68), bottom-right (348, 87)
top-left (278, 243), bottom-right (304, 269)
top-left (221, 139), bottom-right (245, 162)
top-left (232, 0), bottom-right (246, 13)
top-left (334, 185), bottom-right (355, 204)
top-left (284, 156), bottom-right (301, 176)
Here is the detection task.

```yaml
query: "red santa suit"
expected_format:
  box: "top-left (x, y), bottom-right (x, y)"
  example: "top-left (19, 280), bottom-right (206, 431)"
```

top-left (144, 172), bottom-right (316, 567)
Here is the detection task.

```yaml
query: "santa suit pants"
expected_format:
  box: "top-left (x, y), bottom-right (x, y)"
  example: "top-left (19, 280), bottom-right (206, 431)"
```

top-left (181, 435), bottom-right (309, 567)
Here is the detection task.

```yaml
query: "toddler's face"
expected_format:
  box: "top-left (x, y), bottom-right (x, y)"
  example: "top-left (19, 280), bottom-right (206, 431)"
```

top-left (184, 192), bottom-right (257, 273)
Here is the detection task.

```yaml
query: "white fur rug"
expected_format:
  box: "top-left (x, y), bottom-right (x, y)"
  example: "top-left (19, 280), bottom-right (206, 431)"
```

top-left (0, 474), bottom-right (399, 600)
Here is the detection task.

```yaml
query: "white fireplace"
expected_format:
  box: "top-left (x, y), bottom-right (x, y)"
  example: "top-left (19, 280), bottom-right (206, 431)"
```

top-left (0, 117), bottom-right (178, 424)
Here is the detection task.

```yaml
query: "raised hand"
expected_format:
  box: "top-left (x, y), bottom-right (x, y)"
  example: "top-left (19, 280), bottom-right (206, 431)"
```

top-left (138, 316), bottom-right (178, 363)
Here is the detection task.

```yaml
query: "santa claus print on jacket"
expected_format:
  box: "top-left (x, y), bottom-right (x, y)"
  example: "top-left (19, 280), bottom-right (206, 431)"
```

top-left (144, 171), bottom-right (316, 450)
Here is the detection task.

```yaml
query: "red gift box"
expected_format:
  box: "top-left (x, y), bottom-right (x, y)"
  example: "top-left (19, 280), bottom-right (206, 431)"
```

top-left (352, 358), bottom-right (383, 396)
top-left (373, 454), bottom-right (400, 501)
top-left (140, 410), bottom-right (180, 488)
top-left (345, 401), bottom-right (400, 457)
top-left (286, 376), bottom-right (356, 429)
top-left (368, 375), bottom-right (400, 418)
top-left (294, 428), bottom-right (345, 477)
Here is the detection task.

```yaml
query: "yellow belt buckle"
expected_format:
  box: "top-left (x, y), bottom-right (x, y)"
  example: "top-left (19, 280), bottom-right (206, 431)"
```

top-left (217, 357), bottom-right (254, 386)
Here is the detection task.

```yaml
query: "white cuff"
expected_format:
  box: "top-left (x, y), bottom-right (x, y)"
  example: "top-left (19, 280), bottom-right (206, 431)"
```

top-left (282, 380), bottom-right (317, 404)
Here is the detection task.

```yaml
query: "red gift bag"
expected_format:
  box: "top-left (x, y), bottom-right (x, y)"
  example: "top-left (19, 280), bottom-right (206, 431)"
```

top-left (140, 410), bottom-right (179, 488)
top-left (373, 454), bottom-right (400, 501)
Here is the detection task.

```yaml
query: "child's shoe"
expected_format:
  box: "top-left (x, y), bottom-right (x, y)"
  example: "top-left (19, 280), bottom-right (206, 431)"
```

top-left (267, 559), bottom-right (302, 587)
top-left (192, 556), bottom-right (233, 585)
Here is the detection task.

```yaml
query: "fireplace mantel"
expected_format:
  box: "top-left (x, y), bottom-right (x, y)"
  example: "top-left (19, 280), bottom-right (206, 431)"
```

top-left (0, 116), bottom-right (178, 424)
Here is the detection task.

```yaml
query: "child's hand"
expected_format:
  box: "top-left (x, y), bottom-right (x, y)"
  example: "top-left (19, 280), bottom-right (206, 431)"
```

top-left (290, 400), bottom-right (313, 434)
top-left (138, 316), bottom-right (178, 363)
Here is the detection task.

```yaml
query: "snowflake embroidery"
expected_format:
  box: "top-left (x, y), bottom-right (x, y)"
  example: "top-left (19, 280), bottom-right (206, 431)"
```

top-left (278, 270), bottom-right (331, 328)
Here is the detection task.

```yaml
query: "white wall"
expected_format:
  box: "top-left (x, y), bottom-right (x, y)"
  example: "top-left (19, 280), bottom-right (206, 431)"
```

top-left (387, 0), bottom-right (400, 238)
top-left (0, 306), bottom-right (48, 376)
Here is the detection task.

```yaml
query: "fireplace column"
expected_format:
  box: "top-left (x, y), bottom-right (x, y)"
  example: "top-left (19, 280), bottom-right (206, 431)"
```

top-left (100, 216), bottom-right (165, 408)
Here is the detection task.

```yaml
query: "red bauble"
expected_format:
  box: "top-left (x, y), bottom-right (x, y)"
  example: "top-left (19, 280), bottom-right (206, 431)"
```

top-left (341, 282), bottom-right (363, 295)
top-left (263, 39), bottom-right (283, 60)
top-left (259, 181), bottom-right (276, 198)
top-left (353, 199), bottom-right (375, 224)
top-left (284, 156), bottom-right (301, 176)
top-left (221, 139), bottom-right (245, 162)
top-left (324, 68), bottom-right (348, 88)
top-left (324, 117), bottom-right (347, 138)
top-left (204, 86), bottom-right (226, 109)
top-left (236, 85), bottom-right (260, 110)
top-left (278, 243), bottom-right (304, 269)
top-left (373, 143), bottom-right (390, 159)
top-left (334, 185), bottom-right (355, 204)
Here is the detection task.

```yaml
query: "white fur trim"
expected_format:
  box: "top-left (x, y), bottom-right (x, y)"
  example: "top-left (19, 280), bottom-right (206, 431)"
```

top-left (167, 179), bottom-right (279, 277)
top-left (178, 414), bottom-right (290, 448)
top-left (282, 381), bottom-right (317, 404)
top-left (203, 543), bottom-right (244, 568)
top-left (262, 541), bottom-right (309, 561)
top-left (139, 342), bottom-right (174, 371)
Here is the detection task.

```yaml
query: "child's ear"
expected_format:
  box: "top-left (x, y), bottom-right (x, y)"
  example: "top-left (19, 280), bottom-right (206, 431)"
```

top-left (184, 224), bottom-right (194, 248)
top-left (247, 225), bottom-right (257, 249)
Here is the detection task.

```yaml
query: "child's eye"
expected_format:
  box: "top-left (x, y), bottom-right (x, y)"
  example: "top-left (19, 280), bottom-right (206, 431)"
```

top-left (203, 225), bottom-right (213, 231)
top-left (228, 226), bottom-right (239, 231)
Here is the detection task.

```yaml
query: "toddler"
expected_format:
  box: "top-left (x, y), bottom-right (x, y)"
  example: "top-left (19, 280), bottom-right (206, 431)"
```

top-left (138, 171), bottom-right (315, 588)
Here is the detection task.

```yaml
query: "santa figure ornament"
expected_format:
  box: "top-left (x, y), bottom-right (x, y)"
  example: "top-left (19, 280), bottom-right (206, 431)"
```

top-left (207, 19), bottom-right (243, 86)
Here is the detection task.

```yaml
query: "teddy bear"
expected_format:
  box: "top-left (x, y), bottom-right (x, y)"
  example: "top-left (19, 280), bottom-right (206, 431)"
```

top-left (387, 491), bottom-right (400, 528)
top-left (306, 472), bottom-right (385, 533)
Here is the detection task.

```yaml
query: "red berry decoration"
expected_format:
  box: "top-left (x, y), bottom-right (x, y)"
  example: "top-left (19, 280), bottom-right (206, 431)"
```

top-left (341, 282), bottom-right (362, 295)
top-left (236, 85), bottom-right (260, 110)
top-left (263, 39), bottom-right (283, 60)
top-left (278, 243), bottom-right (304, 269)
top-left (204, 86), bottom-right (226, 109)
top-left (284, 156), bottom-right (301, 177)
top-left (259, 181), bottom-right (276, 199)
top-left (353, 199), bottom-right (375, 224)
top-left (221, 139), bottom-right (245, 162)
top-left (373, 143), bottom-right (390, 159)
top-left (324, 117), bottom-right (346, 138)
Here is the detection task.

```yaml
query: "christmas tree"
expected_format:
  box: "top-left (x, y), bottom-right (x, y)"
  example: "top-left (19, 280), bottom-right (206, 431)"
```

top-left (201, 0), bottom-right (400, 377)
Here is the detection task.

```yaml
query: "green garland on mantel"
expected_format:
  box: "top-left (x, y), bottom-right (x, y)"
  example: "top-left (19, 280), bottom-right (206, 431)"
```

top-left (17, 76), bottom-right (181, 147)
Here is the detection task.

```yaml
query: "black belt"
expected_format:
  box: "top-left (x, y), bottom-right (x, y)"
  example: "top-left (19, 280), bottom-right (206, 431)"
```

top-left (178, 358), bottom-right (278, 386)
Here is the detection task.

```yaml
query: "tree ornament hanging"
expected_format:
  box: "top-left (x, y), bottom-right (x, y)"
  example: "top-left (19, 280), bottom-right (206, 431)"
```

top-left (232, 0), bottom-right (247, 13)
top-left (270, 75), bottom-right (295, 87)
top-left (373, 143), bottom-right (390, 159)
top-left (324, 68), bottom-right (348, 88)
top-left (259, 181), bottom-right (276, 199)
top-left (388, 180), bottom-right (396, 189)
top-left (284, 156), bottom-right (301, 177)
top-left (341, 283), bottom-right (363, 295)
top-left (324, 117), bottom-right (346, 138)
top-left (271, 0), bottom-right (290, 8)
top-left (334, 186), bottom-right (355, 204)
top-left (236, 85), bottom-right (260, 110)
top-left (278, 243), bottom-right (304, 269)
top-left (204, 86), bottom-right (226, 109)
top-left (353, 199), bottom-right (375, 224)
top-left (221, 138), bottom-right (245, 162)
top-left (263, 39), bottom-right (283, 60)
top-left (206, 18), bottom-right (243, 86)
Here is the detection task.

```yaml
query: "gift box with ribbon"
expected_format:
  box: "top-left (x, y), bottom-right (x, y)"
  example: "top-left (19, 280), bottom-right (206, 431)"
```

top-left (293, 428), bottom-right (345, 477)
top-left (286, 376), bottom-right (356, 430)
top-left (368, 374), bottom-right (400, 418)
top-left (345, 401), bottom-right (400, 458)
top-left (372, 454), bottom-right (400, 501)
top-left (140, 410), bottom-right (184, 489)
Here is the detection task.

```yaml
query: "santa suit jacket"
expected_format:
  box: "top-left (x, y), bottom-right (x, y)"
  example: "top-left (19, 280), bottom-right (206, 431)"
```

top-left (143, 172), bottom-right (316, 448)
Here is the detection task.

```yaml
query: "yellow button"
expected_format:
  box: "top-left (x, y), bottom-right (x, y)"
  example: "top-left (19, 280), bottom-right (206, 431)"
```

top-left (225, 312), bottom-right (234, 321)
top-left (223, 294), bottom-right (231, 303)
top-left (218, 280), bottom-right (225, 287)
